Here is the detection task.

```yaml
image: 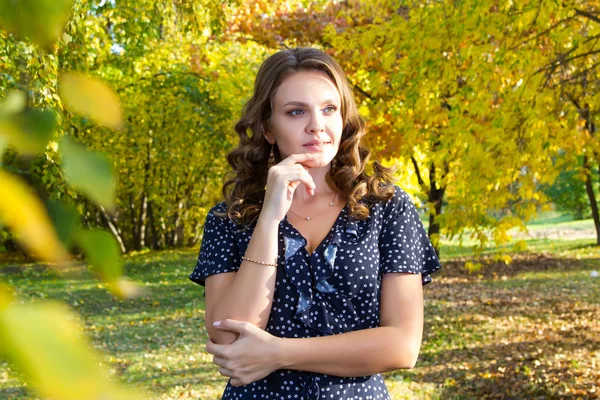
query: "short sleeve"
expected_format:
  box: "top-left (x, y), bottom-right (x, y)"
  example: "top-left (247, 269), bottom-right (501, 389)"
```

top-left (379, 185), bottom-right (441, 285)
top-left (189, 203), bottom-right (241, 291)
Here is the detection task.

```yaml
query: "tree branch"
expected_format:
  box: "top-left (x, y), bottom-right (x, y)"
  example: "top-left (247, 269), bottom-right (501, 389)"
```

top-left (574, 8), bottom-right (600, 24)
top-left (410, 156), bottom-right (425, 188)
top-left (508, 15), bottom-right (576, 51)
top-left (117, 71), bottom-right (207, 92)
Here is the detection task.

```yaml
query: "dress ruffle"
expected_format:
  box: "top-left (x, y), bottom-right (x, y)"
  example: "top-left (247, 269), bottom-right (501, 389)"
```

top-left (282, 211), bottom-right (363, 335)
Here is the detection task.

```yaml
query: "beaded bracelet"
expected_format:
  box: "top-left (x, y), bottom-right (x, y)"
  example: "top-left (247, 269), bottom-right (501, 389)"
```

top-left (241, 256), bottom-right (277, 267)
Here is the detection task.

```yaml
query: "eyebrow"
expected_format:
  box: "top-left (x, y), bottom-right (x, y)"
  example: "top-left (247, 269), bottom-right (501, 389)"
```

top-left (283, 100), bottom-right (340, 107)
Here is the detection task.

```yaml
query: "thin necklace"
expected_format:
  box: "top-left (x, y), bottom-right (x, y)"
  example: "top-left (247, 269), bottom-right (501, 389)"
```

top-left (288, 192), bottom-right (338, 221)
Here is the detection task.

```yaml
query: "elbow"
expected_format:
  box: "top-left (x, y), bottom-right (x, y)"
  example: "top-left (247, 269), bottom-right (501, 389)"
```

top-left (388, 353), bottom-right (418, 371)
top-left (205, 307), bottom-right (238, 345)
top-left (400, 349), bottom-right (420, 370)
top-left (388, 345), bottom-right (420, 371)
top-left (390, 331), bottom-right (421, 370)
top-left (404, 353), bottom-right (419, 369)
top-left (207, 326), bottom-right (239, 345)
top-left (205, 311), bottom-right (267, 345)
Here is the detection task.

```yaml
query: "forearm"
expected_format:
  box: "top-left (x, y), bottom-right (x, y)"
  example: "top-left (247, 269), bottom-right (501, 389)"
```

top-left (209, 216), bottom-right (279, 343)
top-left (277, 326), bottom-right (419, 377)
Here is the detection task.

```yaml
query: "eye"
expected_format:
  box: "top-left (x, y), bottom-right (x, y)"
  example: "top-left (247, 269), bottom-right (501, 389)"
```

top-left (323, 106), bottom-right (337, 114)
top-left (287, 109), bottom-right (304, 116)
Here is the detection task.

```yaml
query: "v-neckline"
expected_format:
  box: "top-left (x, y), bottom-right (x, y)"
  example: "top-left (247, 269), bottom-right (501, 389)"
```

top-left (282, 202), bottom-right (349, 257)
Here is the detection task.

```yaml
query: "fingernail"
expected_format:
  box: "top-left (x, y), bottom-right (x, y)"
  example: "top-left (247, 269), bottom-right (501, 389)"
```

top-left (213, 321), bottom-right (221, 327)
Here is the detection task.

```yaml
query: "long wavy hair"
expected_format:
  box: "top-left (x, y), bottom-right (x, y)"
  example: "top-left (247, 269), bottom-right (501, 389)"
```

top-left (217, 47), bottom-right (397, 226)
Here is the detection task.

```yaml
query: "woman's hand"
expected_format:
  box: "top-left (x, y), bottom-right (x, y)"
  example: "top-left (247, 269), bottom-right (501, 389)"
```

top-left (259, 153), bottom-right (319, 223)
top-left (206, 319), bottom-right (284, 386)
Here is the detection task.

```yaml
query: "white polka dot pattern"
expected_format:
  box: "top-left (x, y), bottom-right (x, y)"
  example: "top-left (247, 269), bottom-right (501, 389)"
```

top-left (189, 184), bottom-right (441, 399)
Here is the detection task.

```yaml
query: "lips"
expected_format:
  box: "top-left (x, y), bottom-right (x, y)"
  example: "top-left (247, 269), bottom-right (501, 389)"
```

top-left (303, 140), bottom-right (331, 146)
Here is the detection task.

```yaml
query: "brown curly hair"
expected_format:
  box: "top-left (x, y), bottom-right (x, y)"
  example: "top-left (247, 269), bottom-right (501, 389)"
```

top-left (217, 47), bottom-right (397, 226)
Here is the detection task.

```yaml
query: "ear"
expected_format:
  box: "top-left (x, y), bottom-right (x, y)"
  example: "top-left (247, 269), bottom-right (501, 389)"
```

top-left (263, 127), bottom-right (275, 145)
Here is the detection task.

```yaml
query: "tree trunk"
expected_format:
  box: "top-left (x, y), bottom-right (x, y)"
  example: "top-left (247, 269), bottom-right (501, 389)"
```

top-left (569, 94), bottom-right (600, 246)
top-left (128, 193), bottom-right (139, 251)
top-left (427, 161), bottom-right (446, 257)
top-left (411, 155), bottom-right (446, 257)
top-left (173, 199), bottom-right (184, 247)
top-left (137, 138), bottom-right (152, 250)
top-left (583, 155), bottom-right (600, 245)
top-left (100, 205), bottom-right (128, 254)
top-left (137, 191), bottom-right (148, 249)
top-left (159, 215), bottom-right (167, 248)
top-left (147, 200), bottom-right (159, 249)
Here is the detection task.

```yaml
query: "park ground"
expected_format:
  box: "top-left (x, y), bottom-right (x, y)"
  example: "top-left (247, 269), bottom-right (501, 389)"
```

top-left (0, 212), bottom-right (599, 399)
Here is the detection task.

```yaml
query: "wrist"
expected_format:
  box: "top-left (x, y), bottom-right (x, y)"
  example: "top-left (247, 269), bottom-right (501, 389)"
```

top-left (273, 336), bottom-right (292, 370)
top-left (257, 212), bottom-right (282, 230)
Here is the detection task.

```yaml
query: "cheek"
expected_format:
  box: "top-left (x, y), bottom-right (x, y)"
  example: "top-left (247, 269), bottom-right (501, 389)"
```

top-left (332, 118), bottom-right (344, 137)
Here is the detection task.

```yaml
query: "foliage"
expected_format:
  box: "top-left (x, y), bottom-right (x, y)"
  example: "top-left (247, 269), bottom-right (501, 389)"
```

top-left (0, 0), bottom-right (158, 398)
top-left (223, 0), bottom-right (600, 254)
top-left (2, 1), bottom-right (600, 395)
top-left (4, 0), bottom-right (600, 255)
top-left (541, 160), bottom-right (600, 219)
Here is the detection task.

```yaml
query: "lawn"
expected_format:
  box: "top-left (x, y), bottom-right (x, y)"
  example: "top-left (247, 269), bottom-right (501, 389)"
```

top-left (0, 218), bottom-right (599, 399)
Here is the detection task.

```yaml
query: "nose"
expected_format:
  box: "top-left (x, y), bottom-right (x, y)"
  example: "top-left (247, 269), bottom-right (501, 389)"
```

top-left (305, 111), bottom-right (324, 133)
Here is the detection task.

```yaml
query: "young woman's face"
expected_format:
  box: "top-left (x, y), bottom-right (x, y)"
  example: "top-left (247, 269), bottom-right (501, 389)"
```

top-left (265, 70), bottom-right (343, 168)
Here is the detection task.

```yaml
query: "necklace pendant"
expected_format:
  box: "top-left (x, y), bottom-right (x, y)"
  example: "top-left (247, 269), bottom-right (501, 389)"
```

top-left (305, 216), bottom-right (311, 221)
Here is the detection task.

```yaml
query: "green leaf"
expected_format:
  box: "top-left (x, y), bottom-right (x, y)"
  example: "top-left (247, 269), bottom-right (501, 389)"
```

top-left (0, 0), bottom-right (73, 49)
top-left (0, 108), bottom-right (56, 155)
top-left (59, 135), bottom-right (116, 210)
top-left (44, 199), bottom-right (80, 249)
top-left (0, 135), bottom-right (7, 158)
top-left (59, 71), bottom-right (124, 130)
top-left (0, 299), bottom-right (147, 400)
top-left (74, 228), bottom-right (123, 284)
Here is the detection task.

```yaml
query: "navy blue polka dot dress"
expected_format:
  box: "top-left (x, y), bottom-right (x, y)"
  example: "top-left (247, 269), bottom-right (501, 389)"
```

top-left (189, 184), bottom-right (441, 399)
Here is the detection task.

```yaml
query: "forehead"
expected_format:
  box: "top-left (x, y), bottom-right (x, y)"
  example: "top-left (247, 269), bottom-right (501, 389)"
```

top-left (273, 70), bottom-right (341, 105)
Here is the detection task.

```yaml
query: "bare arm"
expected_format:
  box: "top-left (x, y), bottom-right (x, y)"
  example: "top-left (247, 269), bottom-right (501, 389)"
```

top-left (205, 218), bottom-right (279, 345)
top-left (276, 273), bottom-right (424, 375)
top-left (205, 153), bottom-right (318, 345)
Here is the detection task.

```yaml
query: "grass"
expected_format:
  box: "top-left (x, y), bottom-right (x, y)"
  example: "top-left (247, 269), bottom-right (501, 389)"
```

top-left (435, 211), bottom-right (598, 259)
top-left (0, 215), bottom-right (599, 399)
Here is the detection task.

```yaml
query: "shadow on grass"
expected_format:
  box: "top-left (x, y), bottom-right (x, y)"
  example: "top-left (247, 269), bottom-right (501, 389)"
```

top-left (438, 252), bottom-right (598, 279)
top-left (2, 249), bottom-right (599, 399)
top-left (416, 337), bottom-right (595, 399)
top-left (128, 366), bottom-right (226, 387)
top-left (412, 252), bottom-right (600, 399)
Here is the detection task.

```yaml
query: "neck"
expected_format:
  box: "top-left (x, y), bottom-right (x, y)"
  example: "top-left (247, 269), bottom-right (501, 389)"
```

top-left (293, 164), bottom-right (338, 204)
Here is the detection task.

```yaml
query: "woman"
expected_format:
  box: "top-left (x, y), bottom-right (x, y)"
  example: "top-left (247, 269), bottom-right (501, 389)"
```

top-left (189, 47), bottom-right (441, 399)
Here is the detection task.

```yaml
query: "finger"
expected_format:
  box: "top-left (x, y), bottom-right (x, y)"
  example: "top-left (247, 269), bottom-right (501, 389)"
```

top-left (206, 339), bottom-right (227, 357)
top-left (218, 366), bottom-right (235, 378)
top-left (212, 355), bottom-right (228, 368)
top-left (278, 152), bottom-right (319, 166)
top-left (291, 168), bottom-right (317, 195)
top-left (216, 319), bottom-right (251, 334)
top-left (230, 377), bottom-right (244, 387)
top-left (280, 167), bottom-right (316, 193)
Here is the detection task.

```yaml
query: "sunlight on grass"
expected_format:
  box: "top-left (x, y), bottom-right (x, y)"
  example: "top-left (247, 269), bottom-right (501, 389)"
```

top-left (1, 227), bottom-right (599, 398)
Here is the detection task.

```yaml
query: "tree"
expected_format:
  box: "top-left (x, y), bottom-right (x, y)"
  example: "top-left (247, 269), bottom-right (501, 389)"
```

top-left (525, 2), bottom-right (600, 244)
top-left (2, 0), bottom-right (271, 253)
top-left (224, 0), bottom-right (581, 256)
top-left (0, 0), bottom-right (240, 397)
